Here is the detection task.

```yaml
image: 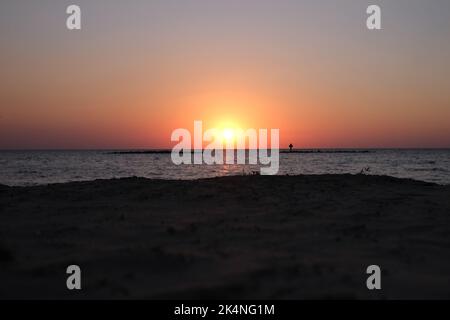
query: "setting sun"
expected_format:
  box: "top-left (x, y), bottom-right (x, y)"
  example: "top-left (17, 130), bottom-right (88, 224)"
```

top-left (222, 129), bottom-right (235, 143)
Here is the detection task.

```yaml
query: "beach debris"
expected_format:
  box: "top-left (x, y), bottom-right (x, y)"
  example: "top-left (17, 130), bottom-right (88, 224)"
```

top-left (359, 167), bottom-right (371, 175)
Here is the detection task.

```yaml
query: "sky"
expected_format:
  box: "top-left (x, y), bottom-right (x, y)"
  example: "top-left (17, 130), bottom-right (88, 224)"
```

top-left (1, 0), bottom-right (450, 149)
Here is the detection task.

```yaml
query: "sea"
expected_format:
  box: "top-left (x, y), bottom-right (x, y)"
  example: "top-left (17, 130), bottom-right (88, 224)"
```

top-left (0, 149), bottom-right (449, 186)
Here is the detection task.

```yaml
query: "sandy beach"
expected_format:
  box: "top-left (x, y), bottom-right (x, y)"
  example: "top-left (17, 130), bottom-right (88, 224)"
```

top-left (1, 174), bottom-right (450, 299)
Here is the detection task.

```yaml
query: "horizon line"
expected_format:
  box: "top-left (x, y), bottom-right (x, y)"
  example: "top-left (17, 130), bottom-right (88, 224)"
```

top-left (1, 147), bottom-right (450, 151)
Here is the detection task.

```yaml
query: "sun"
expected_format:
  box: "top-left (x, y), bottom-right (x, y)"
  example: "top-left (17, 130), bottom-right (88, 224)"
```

top-left (213, 119), bottom-right (241, 145)
top-left (222, 129), bottom-right (234, 143)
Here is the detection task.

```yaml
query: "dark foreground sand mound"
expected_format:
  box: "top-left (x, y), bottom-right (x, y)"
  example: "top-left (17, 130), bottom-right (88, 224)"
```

top-left (0, 174), bottom-right (449, 299)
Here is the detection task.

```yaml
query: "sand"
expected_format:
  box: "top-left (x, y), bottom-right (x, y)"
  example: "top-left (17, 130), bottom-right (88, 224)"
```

top-left (0, 174), bottom-right (450, 299)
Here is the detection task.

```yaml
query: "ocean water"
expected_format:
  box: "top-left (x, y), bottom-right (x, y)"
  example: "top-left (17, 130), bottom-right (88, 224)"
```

top-left (0, 149), bottom-right (449, 186)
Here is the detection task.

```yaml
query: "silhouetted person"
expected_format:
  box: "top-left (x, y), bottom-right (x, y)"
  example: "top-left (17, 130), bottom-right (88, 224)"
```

top-left (289, 143), bottom-right (293, 152)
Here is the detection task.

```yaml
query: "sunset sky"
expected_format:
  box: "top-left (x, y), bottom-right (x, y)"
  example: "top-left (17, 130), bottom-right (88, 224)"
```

top-left (1, 0), bottom-right (450, 149)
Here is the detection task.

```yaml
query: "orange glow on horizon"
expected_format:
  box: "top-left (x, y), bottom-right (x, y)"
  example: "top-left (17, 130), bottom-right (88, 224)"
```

top-left (1, 0), bottom-right (450, 150)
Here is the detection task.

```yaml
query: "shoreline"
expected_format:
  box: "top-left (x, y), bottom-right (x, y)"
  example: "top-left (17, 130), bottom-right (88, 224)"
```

top-left (1, 174), bottom-right (450, 299)
top-left (1, 173), bottom-right (448, 188)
